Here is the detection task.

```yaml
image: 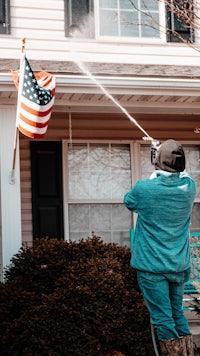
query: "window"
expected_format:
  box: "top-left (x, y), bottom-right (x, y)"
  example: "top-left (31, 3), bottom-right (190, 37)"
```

top-left (64, 0), bottom-right (165, 40)
top-left (64, 0), bottom-right (94, 38)
top-left (64, 0), bottom-right (195, 42)
top-left (98, 0), bottom-right (160, 38)
top-left (166, 0), bottom-right (194, 42)
top-left (63, 142), bottom-right (132, 245)
top-left (0, 0), bottom-right (10, 34)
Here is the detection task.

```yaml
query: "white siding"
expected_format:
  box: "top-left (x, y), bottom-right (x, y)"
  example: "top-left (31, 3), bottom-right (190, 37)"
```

top-left (0, 109), bottom-right (22, 278)
top-left (0, 0), bottom-right (200, 65)
top-left (0, 0), bottom-right (65, 58)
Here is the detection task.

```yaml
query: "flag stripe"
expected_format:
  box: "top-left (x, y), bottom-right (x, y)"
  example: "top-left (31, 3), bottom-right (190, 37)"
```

top-left (19, 112), bottom-right (49, 128)
top-left (18, 125), bottom-right (46, 139)
top-left (18, 119), bottom-right (49, 135)
top-left (20, 106), bottom-right (51, 124)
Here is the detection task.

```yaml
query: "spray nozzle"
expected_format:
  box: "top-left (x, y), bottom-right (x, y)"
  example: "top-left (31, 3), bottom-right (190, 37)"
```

top-left (151, 140), bottom-right (160, 165)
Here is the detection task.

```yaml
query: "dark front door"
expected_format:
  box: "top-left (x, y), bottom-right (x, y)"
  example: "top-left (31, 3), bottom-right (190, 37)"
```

top-left (30, 141), bottom-right (64, 239)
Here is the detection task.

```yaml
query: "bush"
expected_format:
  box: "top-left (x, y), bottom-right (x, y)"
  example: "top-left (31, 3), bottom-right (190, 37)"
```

top-left (0, 236), bottom-right (154, 355)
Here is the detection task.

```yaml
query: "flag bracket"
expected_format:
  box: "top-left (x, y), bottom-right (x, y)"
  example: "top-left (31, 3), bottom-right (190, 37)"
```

top-left (9, 169), bottom-right (16, 185)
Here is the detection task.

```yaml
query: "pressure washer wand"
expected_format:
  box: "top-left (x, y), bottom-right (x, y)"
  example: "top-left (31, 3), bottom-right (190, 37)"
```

top-left (142, 136), bottom-right (161, 165)
top-left (151, 140), bottom-right (160, 165)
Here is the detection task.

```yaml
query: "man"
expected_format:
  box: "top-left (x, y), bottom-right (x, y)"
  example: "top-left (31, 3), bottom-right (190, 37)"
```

top-left (124, 139), bottom-right (196, 356)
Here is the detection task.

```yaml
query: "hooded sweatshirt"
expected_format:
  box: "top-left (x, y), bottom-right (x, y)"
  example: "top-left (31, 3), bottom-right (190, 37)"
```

top-left (124, 140), bottom-right (196, 273)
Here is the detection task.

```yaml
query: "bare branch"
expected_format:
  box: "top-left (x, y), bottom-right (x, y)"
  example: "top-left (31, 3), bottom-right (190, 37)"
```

top-left (126, 0), bottom-right (200, 52)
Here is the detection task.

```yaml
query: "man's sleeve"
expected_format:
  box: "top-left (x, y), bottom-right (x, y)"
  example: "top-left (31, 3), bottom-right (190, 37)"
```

top-left (123, 182), bottom-right (140, 212)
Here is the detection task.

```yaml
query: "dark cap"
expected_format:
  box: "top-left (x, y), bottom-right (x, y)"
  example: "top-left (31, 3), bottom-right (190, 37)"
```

top-left (154, 139), bottom-right (185, 173)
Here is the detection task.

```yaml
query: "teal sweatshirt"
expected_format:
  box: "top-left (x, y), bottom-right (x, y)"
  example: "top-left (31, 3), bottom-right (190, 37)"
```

top-left (123, 171), bottom-right (196, 273)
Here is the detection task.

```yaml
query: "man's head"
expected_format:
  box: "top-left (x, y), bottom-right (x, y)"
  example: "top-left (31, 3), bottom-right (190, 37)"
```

top-left (154, 139), bottom-right (185, 173)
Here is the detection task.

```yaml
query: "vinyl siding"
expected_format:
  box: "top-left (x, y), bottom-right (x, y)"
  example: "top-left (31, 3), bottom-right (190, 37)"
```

top-left (0, 0), bottom-right (200, 66)
top-left (19, 138), bottom-right (33, 245)
top-left (0, 108), bottom-right (21, 271)
top-left (11, 0), bottom-right (64, 39)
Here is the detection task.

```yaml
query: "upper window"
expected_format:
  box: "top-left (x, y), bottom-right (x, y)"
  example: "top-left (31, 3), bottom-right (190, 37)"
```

top-left (0, 0), bottom-right (10, 34)
top-left (98, 0), bottom-right (160, 38)
top-left (65, 0), bottom-right (161, 39)
top-left (64, 0), bottom-right (94, 38)
top-left (64, 0), bottom-right (194, 42)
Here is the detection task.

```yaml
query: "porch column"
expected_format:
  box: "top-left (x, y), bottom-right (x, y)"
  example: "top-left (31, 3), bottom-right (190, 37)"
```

top-left (0, 108), bottom-right (22, 280)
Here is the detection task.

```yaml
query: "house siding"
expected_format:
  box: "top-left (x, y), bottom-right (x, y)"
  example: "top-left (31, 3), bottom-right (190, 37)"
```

top-left (19, 138), bottom-right (32, 245)
top-left (0, 0), bottom-right (200, 66)
top-left (11, 0), bottom-right (65, 40)
top-left (0, 109), bottom-right (21, 273)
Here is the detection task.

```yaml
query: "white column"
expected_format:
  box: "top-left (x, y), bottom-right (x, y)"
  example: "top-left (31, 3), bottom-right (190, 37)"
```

top-left (0, 108), bottom-right (22, 280)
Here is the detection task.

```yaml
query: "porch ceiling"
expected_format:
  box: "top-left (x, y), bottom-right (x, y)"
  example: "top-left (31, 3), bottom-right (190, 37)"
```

top-left (1, 73), bottom-right (200, 115)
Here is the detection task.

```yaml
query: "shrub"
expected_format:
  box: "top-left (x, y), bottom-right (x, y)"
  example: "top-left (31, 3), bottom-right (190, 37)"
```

top-left (0, 236), bottom-right (154, 355)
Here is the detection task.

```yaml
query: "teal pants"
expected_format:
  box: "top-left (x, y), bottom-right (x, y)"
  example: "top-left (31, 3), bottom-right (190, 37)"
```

top-left (137, 269), bottom-right (191, 341)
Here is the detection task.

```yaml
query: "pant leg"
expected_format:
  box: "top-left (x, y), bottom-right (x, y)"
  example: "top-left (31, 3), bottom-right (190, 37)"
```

top-left (168, 270), bottom-right (191, 336)
top-left (137, 271), bottom-right (180, 341)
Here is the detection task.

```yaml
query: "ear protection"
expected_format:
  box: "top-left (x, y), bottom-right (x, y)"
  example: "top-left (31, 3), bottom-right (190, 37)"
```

top-left (151, 140), bottom-right (161, 165)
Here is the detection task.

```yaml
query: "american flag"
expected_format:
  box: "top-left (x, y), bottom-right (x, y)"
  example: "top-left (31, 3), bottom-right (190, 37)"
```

top-left (12, 55), bottom-right (55, 139)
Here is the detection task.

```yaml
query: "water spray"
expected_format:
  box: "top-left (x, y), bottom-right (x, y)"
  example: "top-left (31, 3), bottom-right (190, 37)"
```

top-left (74, 58), bottom-right (153, 142)
top-left (72, 55), bottom-right (161, 164)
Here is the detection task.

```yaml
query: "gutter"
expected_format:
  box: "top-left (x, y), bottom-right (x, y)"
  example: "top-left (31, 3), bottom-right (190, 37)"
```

top-left (1, 73), bottom-right (200, 99)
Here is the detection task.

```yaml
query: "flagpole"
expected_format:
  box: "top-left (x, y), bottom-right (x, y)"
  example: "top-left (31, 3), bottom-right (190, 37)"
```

top-left (10, 38), bottom-right (26, 184)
